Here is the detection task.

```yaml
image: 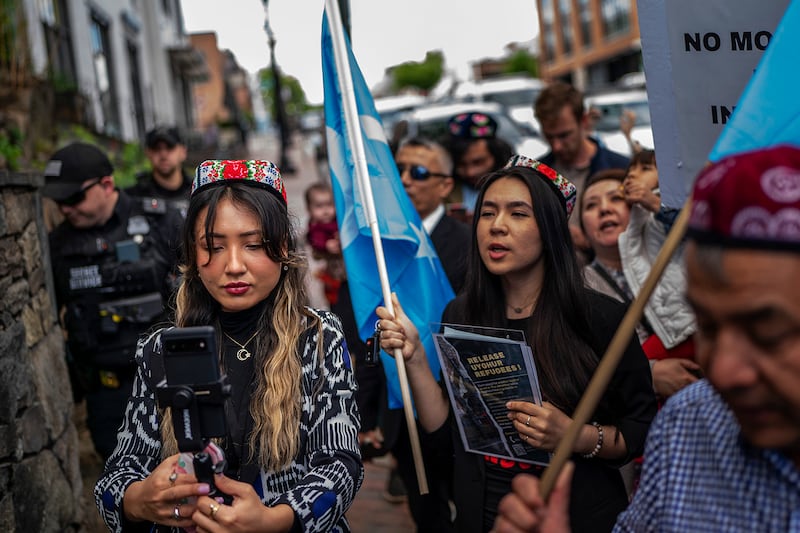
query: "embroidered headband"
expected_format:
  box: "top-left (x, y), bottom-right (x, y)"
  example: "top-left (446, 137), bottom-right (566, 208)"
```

top-left (688, 145), bottom-right (800, 251)
top-left (503, 154), bottom-right (578, 219)
top-left (191, 160), bottom-right (287, 205)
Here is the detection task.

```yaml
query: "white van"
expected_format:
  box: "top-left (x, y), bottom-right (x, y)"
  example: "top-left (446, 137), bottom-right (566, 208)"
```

top-left (453, 76), bottom-right (545, 133)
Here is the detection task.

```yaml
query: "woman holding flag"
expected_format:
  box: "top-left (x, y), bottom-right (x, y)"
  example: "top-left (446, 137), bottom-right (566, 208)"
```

top-left (376, 155), bottom-right (656, 533)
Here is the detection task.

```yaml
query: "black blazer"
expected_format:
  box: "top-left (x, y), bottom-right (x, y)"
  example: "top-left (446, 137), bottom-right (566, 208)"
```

top-left (429, 213), bottom-right (471, 295)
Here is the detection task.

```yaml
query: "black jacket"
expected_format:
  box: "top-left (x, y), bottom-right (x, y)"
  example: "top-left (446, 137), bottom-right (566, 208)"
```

top-left (428, 289), bottom-right (656, 533)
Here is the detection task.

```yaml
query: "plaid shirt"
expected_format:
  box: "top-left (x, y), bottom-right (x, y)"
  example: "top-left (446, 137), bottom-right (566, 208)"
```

top-left (616, 380), bottom-right (800, 532)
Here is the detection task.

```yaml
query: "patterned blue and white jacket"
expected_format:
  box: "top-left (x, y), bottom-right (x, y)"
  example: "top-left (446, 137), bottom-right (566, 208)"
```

top-left (94, 309), bottom-right (363, 532)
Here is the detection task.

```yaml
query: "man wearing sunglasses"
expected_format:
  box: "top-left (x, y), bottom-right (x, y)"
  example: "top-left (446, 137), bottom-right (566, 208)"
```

top-left (42, 142), bottom-right (182, 460)
top-left (396, 137), bottom-right (471, 294)
top-left (125, 126), bottom-right (191, 218)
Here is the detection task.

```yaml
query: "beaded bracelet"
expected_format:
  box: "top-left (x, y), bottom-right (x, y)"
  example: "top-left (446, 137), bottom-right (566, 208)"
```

top-left (582, 422), bottom-right (604, 459)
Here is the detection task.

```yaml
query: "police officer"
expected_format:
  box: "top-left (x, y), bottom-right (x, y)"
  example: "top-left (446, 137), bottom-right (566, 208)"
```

top-left (43, 142), bottom-right (182, 459)
top-left (125, 125), bottom-right (191, 218)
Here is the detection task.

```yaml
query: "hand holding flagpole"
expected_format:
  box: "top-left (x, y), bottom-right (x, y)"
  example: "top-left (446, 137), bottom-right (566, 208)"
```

top-left (323, 0), bottom-right (429, 494)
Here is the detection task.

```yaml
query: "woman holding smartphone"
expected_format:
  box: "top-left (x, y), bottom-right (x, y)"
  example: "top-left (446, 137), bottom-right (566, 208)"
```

top-left (95, 160), bottom-right (362, 532)
top-left (376, 156), bottom-right (656, 533)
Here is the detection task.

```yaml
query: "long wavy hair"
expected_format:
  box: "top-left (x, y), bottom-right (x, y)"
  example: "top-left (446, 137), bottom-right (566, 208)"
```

top-left (161, 182), bottom-right (319, 471)
top-left (459, 167), bottom-right (598, 413)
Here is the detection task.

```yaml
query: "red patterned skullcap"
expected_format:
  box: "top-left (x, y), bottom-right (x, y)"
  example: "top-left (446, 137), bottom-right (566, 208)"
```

top-left (192, 159), bottom-right (287, 205)
top-left (448, 112), bottom-right (498, 139)
top-left (688, 145), bottom-right (800, 251)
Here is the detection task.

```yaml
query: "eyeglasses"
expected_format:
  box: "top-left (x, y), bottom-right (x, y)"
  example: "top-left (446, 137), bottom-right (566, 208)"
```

top-left (397, 164), bottom-right (449, 181)
top-left (57, 179), bottom-right (102, 207)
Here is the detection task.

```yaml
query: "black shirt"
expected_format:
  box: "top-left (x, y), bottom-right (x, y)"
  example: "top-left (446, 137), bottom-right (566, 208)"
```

top-left (218, 296), bottom-right (270, 479)
top-left (432, 289), bottom-right (657, 533)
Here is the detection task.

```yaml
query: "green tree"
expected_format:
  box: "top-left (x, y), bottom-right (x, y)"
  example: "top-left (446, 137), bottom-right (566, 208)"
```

top-left (391, 51), bottom-right (444, 93)
top-left (503, 49), bottom-right (539, 78)
top-left (259, 68), bottom-right (311, 123)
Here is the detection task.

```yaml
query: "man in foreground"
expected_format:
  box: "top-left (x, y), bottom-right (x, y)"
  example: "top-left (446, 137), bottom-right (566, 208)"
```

top-left (492, 144), bottom-right (800, 532)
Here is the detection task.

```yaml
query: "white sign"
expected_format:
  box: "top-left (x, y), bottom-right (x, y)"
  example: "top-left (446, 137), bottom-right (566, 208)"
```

top-left (637, 0), bottom-right (790, 207)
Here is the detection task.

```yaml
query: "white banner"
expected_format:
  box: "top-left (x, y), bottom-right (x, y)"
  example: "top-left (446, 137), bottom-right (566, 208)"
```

top-left (637, 0), bottom-right (790, 207)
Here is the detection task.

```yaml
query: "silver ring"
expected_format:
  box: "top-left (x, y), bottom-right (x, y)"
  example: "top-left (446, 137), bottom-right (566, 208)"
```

top-left (522, 434), bottom-right (529, 443)
top-left (173, 504), bottom-right (181, 520)
top-left (168, 471), bottom-right (178, 484)
top-left (375, 319), bottom-right (381, 331)
top-left (525, 415), bottom-right (531, 427)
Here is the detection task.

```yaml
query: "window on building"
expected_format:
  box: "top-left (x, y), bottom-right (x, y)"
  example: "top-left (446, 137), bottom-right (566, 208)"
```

top-left (90, 13), bottom-right (121, 137)
top-left (601, 0), bottom-right (631, 39)
top-left (541, 0), bottom-right (556, 60)
top-left (42, 0), bottom-right (77, 89)
top-left (126, 41), bottom-right (145, 139)
top-left (578, 0), bottom-right (592, 48)
top-left (558, 0), bottom-right (573, 55)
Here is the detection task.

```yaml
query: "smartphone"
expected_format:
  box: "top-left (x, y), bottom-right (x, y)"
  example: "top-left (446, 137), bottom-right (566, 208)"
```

top-left (161, 326), bottom-right (227, 440)
top-left (162, 326), bottom-right (220, 385)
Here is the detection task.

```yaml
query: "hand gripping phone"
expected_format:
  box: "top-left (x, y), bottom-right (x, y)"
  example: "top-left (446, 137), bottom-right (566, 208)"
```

top-left (157, 326), bottom-right (232, 504)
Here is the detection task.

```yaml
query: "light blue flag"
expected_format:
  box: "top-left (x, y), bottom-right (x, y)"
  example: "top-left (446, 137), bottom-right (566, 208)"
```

top-left (321, 14), bottom-right (455, 409)
top-left (710, 2), bottom-right (799, 161)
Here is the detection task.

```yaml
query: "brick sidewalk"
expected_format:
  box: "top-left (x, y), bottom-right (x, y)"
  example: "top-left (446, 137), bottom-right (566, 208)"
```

top-left (347, 459), bottom-right (415, 532)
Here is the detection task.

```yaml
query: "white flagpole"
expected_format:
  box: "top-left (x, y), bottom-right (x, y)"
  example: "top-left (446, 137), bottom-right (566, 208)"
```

top-left (324, 0), bottom-right (429, 494)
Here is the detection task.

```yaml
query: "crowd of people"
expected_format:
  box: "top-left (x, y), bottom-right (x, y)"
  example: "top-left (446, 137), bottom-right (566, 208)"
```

top-left (36, 76), bottom-right (800, 532)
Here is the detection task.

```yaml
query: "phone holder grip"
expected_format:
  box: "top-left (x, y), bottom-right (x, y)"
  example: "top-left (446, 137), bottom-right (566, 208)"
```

top-left (156, 376), bottom-right (231, 452)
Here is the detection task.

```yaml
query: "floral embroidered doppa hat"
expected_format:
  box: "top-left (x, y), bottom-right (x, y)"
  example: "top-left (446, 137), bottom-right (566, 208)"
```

top-left (503, 154), bottom-right (578, 219)
top-left (192, 160), bottom-right (287, 205)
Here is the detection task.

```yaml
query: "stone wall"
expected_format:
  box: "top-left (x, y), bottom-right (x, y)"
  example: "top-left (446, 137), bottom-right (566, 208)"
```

top-left (0, 170), bottom-right (82, 532)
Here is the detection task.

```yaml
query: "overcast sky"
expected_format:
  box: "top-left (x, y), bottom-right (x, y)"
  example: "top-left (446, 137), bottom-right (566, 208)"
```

top-left (181, 0), bottom-right (539, 104)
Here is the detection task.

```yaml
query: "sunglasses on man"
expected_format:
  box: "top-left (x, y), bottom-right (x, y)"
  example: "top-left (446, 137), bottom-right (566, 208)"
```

top-left (396, 163), bottom-right (449, 181)
top-left (56, 178), bottom-right (103, 207)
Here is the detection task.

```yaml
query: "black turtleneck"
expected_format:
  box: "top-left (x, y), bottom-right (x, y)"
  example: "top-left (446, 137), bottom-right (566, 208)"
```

top-left (218, 296), bottom-right (271, 476)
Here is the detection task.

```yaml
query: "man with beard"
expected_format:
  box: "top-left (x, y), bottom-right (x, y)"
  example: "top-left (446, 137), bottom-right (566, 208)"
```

top-left (126, 126), bottom-right (191, 218)
top-left (534, 83), bottom-right (629, 256)
top-left (444, 112), bottom-right (513, 223)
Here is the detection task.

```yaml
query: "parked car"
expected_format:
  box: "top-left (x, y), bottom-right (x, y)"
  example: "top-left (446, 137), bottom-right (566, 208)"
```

top-left (398, 101), bottom-right (549, 159)
top-left (453, 76), bottom-right (545, 133)
top-left (374, 93), bottom-right (428, 140)
top-left (585, 89), bottom-right (654, 157)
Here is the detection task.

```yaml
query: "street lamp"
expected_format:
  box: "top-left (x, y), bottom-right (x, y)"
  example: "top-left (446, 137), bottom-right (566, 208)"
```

top-left (262, 1), bottom-right (295, 173)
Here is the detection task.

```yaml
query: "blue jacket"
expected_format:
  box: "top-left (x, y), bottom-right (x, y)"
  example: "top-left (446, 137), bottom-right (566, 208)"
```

top-left (540, 137), bottom-right (630, 176)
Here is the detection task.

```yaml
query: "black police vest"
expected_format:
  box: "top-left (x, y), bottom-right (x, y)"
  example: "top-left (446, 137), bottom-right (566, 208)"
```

top-left (128, 172), bottom-right (191, 219)
top-left (56, 200), bottom-right (171, 369)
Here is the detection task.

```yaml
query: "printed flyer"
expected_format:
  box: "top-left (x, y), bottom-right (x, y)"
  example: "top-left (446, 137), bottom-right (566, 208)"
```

top-left (433, 325), bottom-right (550, 466)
